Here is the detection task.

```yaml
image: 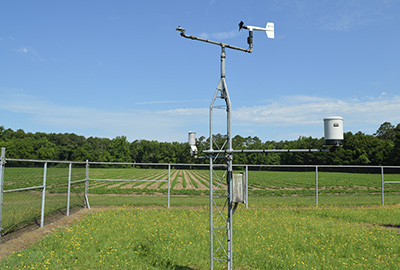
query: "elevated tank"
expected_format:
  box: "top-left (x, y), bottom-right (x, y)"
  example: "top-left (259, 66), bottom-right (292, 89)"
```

top-left (324, 117), bottom-right (344, 146)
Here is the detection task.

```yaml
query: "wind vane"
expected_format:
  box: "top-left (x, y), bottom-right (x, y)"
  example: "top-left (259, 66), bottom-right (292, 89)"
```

top-left (176, 20), bottom-right (274, 54)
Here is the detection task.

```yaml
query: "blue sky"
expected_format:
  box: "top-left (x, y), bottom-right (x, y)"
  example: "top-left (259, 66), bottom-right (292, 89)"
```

top-left (1, 0), bottom-right (399, 142)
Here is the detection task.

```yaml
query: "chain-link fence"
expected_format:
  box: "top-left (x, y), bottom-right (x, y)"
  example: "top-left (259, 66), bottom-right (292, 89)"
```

top-left (0, 152), bottom-right (88, 241)
top-left (85, 162), bottom-right (171, 207)
top-left (1, 146), bottom-right (400, 240)
top-left (242, 164), bottom-right (400, 207)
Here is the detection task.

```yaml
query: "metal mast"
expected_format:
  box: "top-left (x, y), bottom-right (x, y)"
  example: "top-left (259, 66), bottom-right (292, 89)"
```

top-left (177, 22), bottom-right (273, 269)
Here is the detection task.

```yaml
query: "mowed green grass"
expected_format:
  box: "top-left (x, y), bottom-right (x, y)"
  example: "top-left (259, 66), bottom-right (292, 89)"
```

top-left (1, 206), bottom-right (399, 269)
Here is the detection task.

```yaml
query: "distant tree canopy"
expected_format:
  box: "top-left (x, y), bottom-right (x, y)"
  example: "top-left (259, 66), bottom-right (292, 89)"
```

top-left (1, 122), bottom-right (399, 165)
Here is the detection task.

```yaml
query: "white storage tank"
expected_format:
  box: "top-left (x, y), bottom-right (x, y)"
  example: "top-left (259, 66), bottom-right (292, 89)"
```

top-left (324, 117), bottom-right (344, 146)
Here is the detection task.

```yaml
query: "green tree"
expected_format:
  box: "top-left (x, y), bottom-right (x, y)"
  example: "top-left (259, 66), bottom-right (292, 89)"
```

top-left (109, 136), bottom-right (131, 162)
top-left (374, 122), bottom-right (395, 141)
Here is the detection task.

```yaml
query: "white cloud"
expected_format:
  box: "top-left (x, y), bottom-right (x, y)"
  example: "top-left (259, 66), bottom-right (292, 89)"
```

top-left (0, 36), bottom-right (15, 41)
top-left (0, 89), bottom-right (208, 141)
top-left (1, 89), bottom-right (400, 142)
top-left (14, 46), bottom-right (46, 63)
top-left (319, 1), bottom-right (393, 31)
top-left (160, 107), bottom-right (208, 116)
top-left (234, 94), bottom-right (400, 129)
top-left (135, 99), bottom-right (208, 105)
top-left (322, 11), bottom-right (362, 31)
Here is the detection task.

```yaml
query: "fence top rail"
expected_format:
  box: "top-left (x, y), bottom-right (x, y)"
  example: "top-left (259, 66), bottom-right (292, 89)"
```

top-left (89, 178), bottom-right (168, 182)
top-left (3, 158), bottom-right (400, 169)
top-left (3, 185), bottom-right (44, 193)
top-left (240, 164), bottom-right (400, 169)
top-left (88, 161), bottom-right (170, 166)
top-left (5, 158), bottom-right (86, 164)
top-left (88, 162), bottom-right (217, 167)
top-left (384, 181), bottom-right (400, 184)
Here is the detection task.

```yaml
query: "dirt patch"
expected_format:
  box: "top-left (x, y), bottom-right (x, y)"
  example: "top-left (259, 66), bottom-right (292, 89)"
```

top-left (120, 182), bottom-right (137, 189)
top-left (106, 182), bottom-right (126, 189)
top-left (130, 181), bottom-right (150, 189)
top-left (185, 171), bottom-right (208, 190)
top-left (146, 171), bottom-right (169, 189)
top-left (182, 170), bottom-right (195, 189)
top-left (175, 174), bottom-right (184, 189)
top-left (133, 171), bottom-right (170, 189)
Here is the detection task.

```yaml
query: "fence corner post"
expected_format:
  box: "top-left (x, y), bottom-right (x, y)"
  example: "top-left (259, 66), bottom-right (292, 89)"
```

top-left (0, 147), bottom-right (6, 241)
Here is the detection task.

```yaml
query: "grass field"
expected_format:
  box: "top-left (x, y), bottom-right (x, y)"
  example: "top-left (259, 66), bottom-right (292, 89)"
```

top-left (0, 206), bottom-right (399, 269)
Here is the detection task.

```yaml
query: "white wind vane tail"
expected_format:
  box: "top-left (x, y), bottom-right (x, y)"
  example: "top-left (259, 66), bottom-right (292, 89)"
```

top-left (265, 22), bottom-right (274, 39)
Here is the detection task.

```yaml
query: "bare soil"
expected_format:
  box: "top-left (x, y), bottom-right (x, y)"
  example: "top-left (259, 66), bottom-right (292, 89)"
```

top-left (185, 171), bottom-right (208, 190)
top-left (174, 170), bottom-right (184, 189)
top-left (91, 170), bottom-right (218, 192)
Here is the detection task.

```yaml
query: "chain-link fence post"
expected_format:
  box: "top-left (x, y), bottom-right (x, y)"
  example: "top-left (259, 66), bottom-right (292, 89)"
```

top-left (245, 165), bottom-right (248, 209)
top-left (0, 147), bottom-right (6, 242)
top-left (381, 166), bottom-right (384, 206)
top-left (84, 160), bottom-right (90, 209)
top-left (67, 163), bottom-right (72, 216)
top-left (315, 166), bottom-right (319, 207)
top-left (168, 164), bottom-right (171, 208)
top-left (40, 162), bottom-right (47, 227)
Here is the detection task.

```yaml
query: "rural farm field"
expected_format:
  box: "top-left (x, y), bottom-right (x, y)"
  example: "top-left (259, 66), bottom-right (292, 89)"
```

top-left (1, 166), bottom-right (400, 269)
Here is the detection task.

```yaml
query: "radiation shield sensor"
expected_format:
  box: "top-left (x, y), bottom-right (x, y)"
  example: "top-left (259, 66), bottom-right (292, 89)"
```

top-left (324, 117), bottom-right (344, 146)
top-left (188, 132), bottom-right (198, 158)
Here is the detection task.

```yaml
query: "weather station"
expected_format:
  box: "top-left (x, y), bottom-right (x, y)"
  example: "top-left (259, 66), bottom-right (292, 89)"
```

top-left (177, 21), bottom-right (343, 270)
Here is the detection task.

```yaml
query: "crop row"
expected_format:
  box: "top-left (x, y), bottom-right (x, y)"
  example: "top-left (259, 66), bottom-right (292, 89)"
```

top-left (3, 167), bottom-right (400, 197)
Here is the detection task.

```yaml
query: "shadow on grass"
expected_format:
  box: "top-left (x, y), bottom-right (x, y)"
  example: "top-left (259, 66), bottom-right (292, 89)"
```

top-left (382, 224), bottom-right (400, 229)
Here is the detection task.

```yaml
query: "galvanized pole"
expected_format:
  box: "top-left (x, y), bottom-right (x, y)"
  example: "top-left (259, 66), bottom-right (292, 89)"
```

top-left (84, 160), bottom-right (90, 209)
top-left (168, 164), bottom-right (171, 208)
top-left (0, 147), bottom-right (6, 241)
top-left (220, 45), bottom-right (234, 270)
top-left (381, 166), bottom-right (384, 206)
top-left (40, 162), bottom-right (47, 227)
top-left (209, 156), bottom-right (213, 270)
top-left (315, 166), bottom-right (319, 207)
top-left (246, 165), bottom-right (248, 209)
top-left (67, 163), bottom-right (72, 216)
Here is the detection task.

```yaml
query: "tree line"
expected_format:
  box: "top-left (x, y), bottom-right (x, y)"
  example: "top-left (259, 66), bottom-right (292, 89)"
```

top-left (1, 122), bottom-right (400, 166)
